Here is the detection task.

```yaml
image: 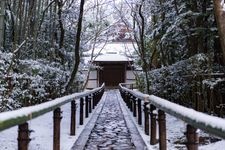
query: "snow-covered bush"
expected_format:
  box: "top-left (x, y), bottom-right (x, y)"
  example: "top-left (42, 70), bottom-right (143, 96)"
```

top-left (138, 53), bottom-right (211, 105)
top-left (0, 51), bottom-right (83, 112)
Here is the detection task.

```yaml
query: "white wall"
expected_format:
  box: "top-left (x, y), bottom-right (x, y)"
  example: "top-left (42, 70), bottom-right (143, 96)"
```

top-left (89, 70), bottom-right (97, 79)
top-left (126, 70), bottom-right (135, 83)
top-left (86, 70), bottom-right (98, 89)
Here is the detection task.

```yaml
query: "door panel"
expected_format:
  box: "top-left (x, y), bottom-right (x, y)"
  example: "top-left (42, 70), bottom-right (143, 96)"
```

top-left (99, 63), bottom-right (125, 88)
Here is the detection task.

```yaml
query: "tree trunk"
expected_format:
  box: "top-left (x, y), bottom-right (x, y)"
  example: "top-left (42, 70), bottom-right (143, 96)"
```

top-left (65, 0), bottom-right (85, 93)
top-left (0, 0), bottom-right (5, 47)
top-left (188, 0), bottom-right (199, 57)
top-left (213, 0), bottom-right (225, 63)
top-left (56, 0), bottom-right (65, 64)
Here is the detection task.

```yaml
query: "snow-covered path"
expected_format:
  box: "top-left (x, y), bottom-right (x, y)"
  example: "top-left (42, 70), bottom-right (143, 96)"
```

top-left (0, 89), bottom-right (225, 150)
top-left (84, 90), bottom-right (135, 149)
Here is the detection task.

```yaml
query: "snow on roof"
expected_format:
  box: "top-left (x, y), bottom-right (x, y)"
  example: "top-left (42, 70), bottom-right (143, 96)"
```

top-left (84, 42), bottom-right (136, 63)
top-left (94, 42), bottom-right (136, 54)
top-left (94, 53), bottom-right (132, 62)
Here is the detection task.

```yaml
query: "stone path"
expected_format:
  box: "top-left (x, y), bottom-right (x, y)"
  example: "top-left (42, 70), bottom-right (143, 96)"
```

top-left (84, 90), bottom-right (135, 150)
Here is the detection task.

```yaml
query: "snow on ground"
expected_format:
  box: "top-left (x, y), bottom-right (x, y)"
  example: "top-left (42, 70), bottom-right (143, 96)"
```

top-left (0, 91), bottom-right (225, 150)
top-left (117, 91), bottom-right (225, 150)
top-left (0, 93), bottom-right (106, 150)
top-left (0, 102), bottom-right (76, 150)
top-left (200, 140), bottom-right (225, 150)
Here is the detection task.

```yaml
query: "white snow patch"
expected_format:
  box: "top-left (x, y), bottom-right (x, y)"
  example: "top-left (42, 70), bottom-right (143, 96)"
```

top-left (84, 42), bottom-right (137, 63)
top-left (149, 95), bottom-right (225, 133)
top-left (0, 92), bottom-right (107, 149)
top-left (0, 85), bottom-right (103, 125)
top-left (200, 140), bottom-right (225, 150)
top-left (221, 0), bottom-right (225, 11)
top-left (94, 53), bottom-right (132, 62)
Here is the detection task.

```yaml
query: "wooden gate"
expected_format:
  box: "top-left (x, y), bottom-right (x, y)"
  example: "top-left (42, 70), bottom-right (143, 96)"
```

top-left (99, 63), bottom-right (125, 88)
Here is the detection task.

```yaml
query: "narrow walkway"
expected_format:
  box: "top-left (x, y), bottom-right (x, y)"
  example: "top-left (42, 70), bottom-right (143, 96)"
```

top-left (84, 90), bottom-right (135, 149)
top-left (72, 90), bottom-right (147, 150)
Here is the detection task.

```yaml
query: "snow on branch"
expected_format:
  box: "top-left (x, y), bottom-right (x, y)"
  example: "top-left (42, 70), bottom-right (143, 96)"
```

top-left (221, 0), bottom-right (225, 11)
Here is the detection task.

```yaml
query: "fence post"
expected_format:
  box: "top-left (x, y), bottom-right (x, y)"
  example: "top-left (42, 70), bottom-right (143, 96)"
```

top-left (95, 92), bottom-right (98, 107)
top-left (80, 97), bottom-right (84, 125)
top-left (124, 92), bottom-right (128, 106)
top-left (70, 100), bottom-right (76, 135)
top-left (150, 105), bottom-right (158, 145)
top-left (137, 99), bottom-right (142, 125)
top-left (89, 95), bottom-right (92, 113)
top-left (53, 108), bottom-right (62, 150)
top-left (18, 122), bottom-right (30, 150)
top-left (95, 92), bottom-right (99, 105)
top-left (133, 97), bottom-right (137, 117)
top-left (144, 100), bottom-right (149, 135)
top-left (97, 91), bottom-right (101, 103)
top-left (158, 110), bottom-right (167, 150)
top-left (92, 93), bottom-right (96, 109)
top-left (130, 95), bottom-right (133, 112)
top-left (126, 93), bottom-right (129, 109)
top-left (85, 96), bottom-right (89, 118)
top-left (186, 125), bottom-right (199, 150)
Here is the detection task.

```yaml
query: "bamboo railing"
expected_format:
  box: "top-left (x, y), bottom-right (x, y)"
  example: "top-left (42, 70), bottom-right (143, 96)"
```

top-left (0, 84), bottom-right (105, 150)
top-left (119, 83), bottom-right (225, 150)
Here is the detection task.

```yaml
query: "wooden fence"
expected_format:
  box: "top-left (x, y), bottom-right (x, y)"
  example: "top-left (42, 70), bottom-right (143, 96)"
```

top-left (119, 83), bottom-right (225, 150)
top-left (0, 84), bottom-right (105, 150)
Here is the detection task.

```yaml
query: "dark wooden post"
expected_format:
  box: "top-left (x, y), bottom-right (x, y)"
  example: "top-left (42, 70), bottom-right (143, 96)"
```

top-left (158, 110), bottom-right (166, 150)
top-left (89, 95), bottom-right (92, 113)
top-left (18, 122), bottom-right (30, 150)
top-left (144, 100), bottom-right (149, 135)
top-left (150, 105), bottom-right (158, 145)
top-left (125, 93), bottom-right (129, 107)
top-left (70, 100), bottom-right (76, 135)
top-left (137, 99), bottom-right (142, 125)
top-left (80, 97), bottom-right (84, 125)
top-left (127, 94), bottom-right (131, 109)
top-left (125, 92), bottom-right (129, 105)
top-left (97, 92), bottom-right (101, 103)
top-left (133, 97), bottom-right (137, 117)
top-left (95, 92), bottom-right (98, 106)
top-left (85, 96), bottom-right (89, 118)
top-left (92, 93), bottom-right (96, 109)
top-left (124, 92), bottom-right (128, 105)
top-left (130, 95), bottom-right (133, 112)
top-left (53, 108), bottom-right (62, 150)
top-left (186, 125), bottom-right (199, 150)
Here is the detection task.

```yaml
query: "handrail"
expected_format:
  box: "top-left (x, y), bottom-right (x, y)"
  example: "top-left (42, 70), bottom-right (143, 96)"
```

top-left (119, 83), bottom-right (225, 150)
top-left (0, 83), bottom-right (105, 132)
top-left (119, 82), bottom-right (135, 89)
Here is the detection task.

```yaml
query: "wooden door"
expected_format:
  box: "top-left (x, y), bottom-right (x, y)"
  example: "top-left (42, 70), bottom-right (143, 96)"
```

top-left (99, 63), bottom-right (125, 88)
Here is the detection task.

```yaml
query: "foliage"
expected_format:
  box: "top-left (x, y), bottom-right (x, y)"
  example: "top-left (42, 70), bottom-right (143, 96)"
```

top-left (0, 51), bottom-right (83, 112)
top-left (137, 54), bottom-right (212, 105)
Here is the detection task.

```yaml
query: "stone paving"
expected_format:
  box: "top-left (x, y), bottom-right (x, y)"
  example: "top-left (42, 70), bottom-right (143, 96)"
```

top-left (84, 90), bottom-right (135, 150)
